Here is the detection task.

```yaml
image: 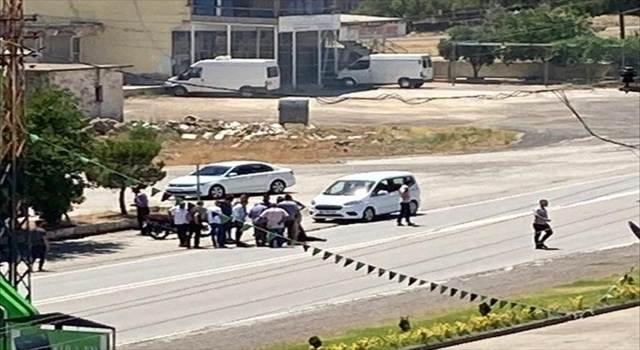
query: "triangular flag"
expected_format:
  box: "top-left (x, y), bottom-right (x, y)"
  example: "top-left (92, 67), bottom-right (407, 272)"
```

top-left (388, 271), bottom-right (397, 280)
top-left (322, 252), bottom-right (333, 260)
top-left (378, 268), bottom-right (386, 277)
top-left (498, 300), bottom-right (508, 309)
top-left (78, 156), bottom-right (92, 165)
top-left (430, 283), bottom-right (438, 292)
top-left (469, 293), bottom-right (478, 302)
top-left (266, 232), bottom-right (276, 242)
top-left (303, 244), bottom-right (310, 252)
top-left (29, 134), bottom-right (41, 143)
top-left (489, 298), bottom-right (499, 306)
top-left (221, 215), bottom-right (231, 224)
top-left (241, 224), bottom-right (252, 232)
top-left (344, 258), bottom-right (354, 267)
top-left (335, 255), bottom-right (343, 264)
top-left (439, 285), bottom-right (449, 294)
top-left (398, 275), bottom-right (407, 283)
top-left (312, 248), bottom-right (322, 256)
top-left (366, 265), bottom-right (376, 275)
top-left (355, 262), bottom-right (365, 271)
top-left (479, 295), bottom-right (488, 302)
top-left (460, 291), bottom-right (468, 300)
top-left (408, 277), bottom-right (417, 286)
top-left (450, 288), bottom-right (458, 297)
top-left (151, 187), bottom-right (162, 197)
top-left (509, 302), bottom-right (518, 309)
top-left (419, 280), bottom-right (428, 286)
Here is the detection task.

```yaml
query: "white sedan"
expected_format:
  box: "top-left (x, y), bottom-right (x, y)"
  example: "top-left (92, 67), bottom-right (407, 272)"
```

top-left (165, 161), bottom-right (296, 199)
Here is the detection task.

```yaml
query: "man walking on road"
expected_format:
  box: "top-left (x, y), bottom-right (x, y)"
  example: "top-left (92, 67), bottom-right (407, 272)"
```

top-left (30, 220), bottom-right (50, 272)
top-left (533, 199), bottom-right (554, 250)
top-left (397, 179), bottom-right (415, 227)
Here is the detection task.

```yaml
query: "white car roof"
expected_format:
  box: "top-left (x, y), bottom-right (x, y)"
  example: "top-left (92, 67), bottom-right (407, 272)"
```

top-left (202, 160), bottom-right (271, 168)
top-left (337, 171), bottom-right (414, 182)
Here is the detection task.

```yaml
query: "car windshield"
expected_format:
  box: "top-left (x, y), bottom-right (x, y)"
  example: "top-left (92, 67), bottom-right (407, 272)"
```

top-left (323, 180), bottom-right (375, 196)
top-left (190, 166), bottom-right (230, 176)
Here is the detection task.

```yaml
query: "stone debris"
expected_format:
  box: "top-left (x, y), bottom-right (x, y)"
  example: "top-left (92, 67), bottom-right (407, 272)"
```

top-left (91, 116), bottom-right (375, 146)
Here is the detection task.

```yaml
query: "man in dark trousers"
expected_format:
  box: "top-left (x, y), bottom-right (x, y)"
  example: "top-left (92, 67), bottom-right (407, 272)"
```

top-left (397, 178), bottom-right (415, 226)
top-left (533, 199), bottom-right (553, 250)
top-left (277, 195), bottom-right (304, 244)
top-left (188, 201), bottom-right (205, 249)
top-left (249, 195), bottom-right (270, 246)
top-left (132, 186), bottom-right (150, 235)
top-left (30, 220), bottom-right (50, 272)
top-left (170, 200), bottom-right (190, 248)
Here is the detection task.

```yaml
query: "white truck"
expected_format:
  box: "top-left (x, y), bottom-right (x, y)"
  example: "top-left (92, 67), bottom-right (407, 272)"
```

top-left (336, 54), bottom-right (434, 89)
top-left (164, 56), bottom-right (281, 97)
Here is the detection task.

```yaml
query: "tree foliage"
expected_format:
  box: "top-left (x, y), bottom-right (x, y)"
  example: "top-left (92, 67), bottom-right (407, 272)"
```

top-left (22, 86), bottom-right (95, 225)
top-left (86, 126), bottom-right (166, 215)
top-left (550, 35), bottom-right (618, 66)
top-left (438, 26), bottom-right (500, 78)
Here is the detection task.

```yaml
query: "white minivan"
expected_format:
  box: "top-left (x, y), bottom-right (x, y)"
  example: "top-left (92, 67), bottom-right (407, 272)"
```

top-left (165, 56), bottom-right (280, 97)
top-left (336, 54), bottom-right (433, 89)
top-left (309, 171), bottom-right (421, 223)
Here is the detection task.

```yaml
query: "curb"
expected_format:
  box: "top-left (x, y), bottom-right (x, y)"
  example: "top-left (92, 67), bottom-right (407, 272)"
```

top-left (47, 219), bottom-right (138, 241)
top-left (401, 301), bottom-right (640, 350)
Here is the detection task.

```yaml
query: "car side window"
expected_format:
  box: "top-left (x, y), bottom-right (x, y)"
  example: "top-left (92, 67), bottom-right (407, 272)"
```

top-left (232, 165), bottom-right (254, 176)
top-left (372, 182), bottom-right (388, 196)
top-left (349, 59), bottom-right (370, 71)
top-left (251, 164), bottom-right (273, 174)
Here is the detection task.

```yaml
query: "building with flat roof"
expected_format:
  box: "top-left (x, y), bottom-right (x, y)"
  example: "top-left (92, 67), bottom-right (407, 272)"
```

top-left (25, 63), bottom-right (132, 121)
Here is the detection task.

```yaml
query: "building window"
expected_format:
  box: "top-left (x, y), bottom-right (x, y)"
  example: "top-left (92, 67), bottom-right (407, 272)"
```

top-left (71, 37), bottom-right (81, 62)
top-left (95, 85), bottom-right (104, 102)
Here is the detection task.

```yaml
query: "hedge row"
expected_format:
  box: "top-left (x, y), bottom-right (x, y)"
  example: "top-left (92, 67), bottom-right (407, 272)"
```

top-left (315, 283), bottom-right (639, 350)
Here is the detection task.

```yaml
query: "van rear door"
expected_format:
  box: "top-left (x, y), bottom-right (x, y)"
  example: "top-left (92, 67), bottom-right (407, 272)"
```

top-left (420, 56), bottom-right (434, 81)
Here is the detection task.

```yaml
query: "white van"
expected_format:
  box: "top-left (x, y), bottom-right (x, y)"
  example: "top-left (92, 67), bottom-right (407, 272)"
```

top-left (165, 56), bottom-right (280, 97)
top-left (336, 54), bottom-right (433, 89)
top-left (309, 171), bottom-right (421, 223)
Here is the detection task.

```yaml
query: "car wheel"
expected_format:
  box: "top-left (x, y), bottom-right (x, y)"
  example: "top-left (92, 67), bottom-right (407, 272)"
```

top-left (409, 201), bottom-right (419, 216)
top-left (342, 78), bottom-right (356, 88)
top-left (270, 180), bottom-right (286, 194)
top-left (173, 86), bottom-right (188, 97)
top-left (208, 185), bottom-right (225, 199)
top-left (411, 82), bottom-right (424, 88)
top-left (362, 207), bottom-right (376, 223)
top-left (398, 78), bottom-right (411, 89)
top-left (239, 86), bottom-right (254, 97)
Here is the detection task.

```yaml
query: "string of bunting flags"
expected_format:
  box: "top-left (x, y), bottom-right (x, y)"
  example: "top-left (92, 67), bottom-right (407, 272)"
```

top-left (28, 133), bottom-right (559, 317)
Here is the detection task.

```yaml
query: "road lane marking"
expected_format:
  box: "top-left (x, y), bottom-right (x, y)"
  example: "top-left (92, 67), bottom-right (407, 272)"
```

top-left (33, 172), bottom-right (638, 280)
top-left (35, 189), bottom-right (638, 306)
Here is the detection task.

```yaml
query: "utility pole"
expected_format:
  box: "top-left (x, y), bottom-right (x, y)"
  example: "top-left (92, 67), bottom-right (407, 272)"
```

top-left (0, 0), bottom-right (34, 301)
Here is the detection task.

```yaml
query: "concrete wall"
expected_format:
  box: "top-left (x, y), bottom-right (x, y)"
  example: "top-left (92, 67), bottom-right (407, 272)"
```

top-left (432, 58), bottom-right (613, 82)
top-left (25, 0), bottom-right (189, 76)
top-left (27, 69), bottom-right (125, 121)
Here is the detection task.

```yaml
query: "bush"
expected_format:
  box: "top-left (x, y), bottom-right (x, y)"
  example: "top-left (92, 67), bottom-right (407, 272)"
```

top-left (317, 287), bottom-right (639, 350)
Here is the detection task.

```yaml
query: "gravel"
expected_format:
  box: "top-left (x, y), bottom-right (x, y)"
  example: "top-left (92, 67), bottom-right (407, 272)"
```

top-left (122, 243), bottom-right (640, 350)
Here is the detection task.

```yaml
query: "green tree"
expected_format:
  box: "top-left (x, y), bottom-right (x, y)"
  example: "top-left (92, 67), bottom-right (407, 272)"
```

top-left (438, 25), bottom-right (500, 78)
top-left (86, 126), bottom-right (166, 215)
top-left (22, 86), bottom-right (95, 225)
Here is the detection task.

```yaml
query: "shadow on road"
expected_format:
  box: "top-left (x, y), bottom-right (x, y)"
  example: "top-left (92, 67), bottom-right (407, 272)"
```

top-left (48, 240), bottom-right (126, 262)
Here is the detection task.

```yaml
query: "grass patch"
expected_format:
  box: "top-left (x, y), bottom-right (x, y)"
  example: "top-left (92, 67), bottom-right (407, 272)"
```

top-left (265, 269), bottom-right (639, 350)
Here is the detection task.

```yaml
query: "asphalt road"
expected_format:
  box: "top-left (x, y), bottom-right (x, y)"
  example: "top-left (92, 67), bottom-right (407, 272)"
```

top-left (32, 173), bottom-right (640, 345)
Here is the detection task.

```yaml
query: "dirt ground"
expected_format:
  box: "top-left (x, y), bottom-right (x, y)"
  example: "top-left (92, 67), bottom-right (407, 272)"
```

top-left (159, 125), bottom-right (516, 166)
top-left (122, 243), bottom-right (640, 350)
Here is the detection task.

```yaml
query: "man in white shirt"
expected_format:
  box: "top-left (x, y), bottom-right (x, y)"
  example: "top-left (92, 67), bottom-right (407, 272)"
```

top-left (258, 203), bottom-right (289, 248)
top-left (397, 178), bottom-right (415, 227)
top-left (231, 195), bottom-right (250, 247)
top-left (169, 201), bottom-right (190, 248)
top-left (207, 201), bottom-right (226, 248)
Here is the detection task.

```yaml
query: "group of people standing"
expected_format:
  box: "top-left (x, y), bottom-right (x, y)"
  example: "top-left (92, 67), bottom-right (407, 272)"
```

top-left (167, 193), bottom-right (325, 249)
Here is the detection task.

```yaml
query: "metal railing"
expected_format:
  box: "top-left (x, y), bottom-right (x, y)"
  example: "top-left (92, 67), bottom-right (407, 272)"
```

top-left (191, 5), bottom-right (337, 19)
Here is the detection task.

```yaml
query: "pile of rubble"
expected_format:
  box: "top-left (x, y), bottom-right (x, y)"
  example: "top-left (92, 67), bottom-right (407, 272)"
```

top-left (88, 116), bottom-right (368, 143)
